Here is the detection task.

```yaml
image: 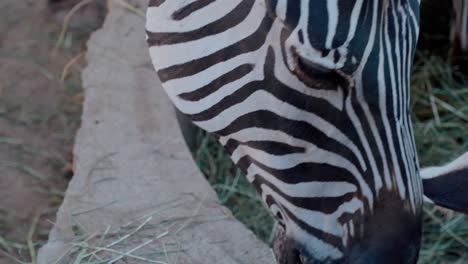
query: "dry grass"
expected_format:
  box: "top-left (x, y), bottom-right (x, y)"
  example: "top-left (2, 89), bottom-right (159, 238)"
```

top-left (50, 196), bottom-right (225, 264)
top-left (412, 51), bottom-right (468, 263)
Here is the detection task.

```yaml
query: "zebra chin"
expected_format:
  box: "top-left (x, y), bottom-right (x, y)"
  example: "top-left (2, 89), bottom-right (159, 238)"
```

top-left (272, 191), bottom-right (423, 264)
top-left (274, 230), bottom-right (421, 264)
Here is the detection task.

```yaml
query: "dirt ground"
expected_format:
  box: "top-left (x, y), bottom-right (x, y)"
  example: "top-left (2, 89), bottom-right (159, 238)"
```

top-left (0, 0), bottom-right (104, 262)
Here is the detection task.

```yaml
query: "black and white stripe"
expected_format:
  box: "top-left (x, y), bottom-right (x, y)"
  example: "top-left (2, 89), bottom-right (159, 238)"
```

top-left (146, 0), bottom-right (423, 262)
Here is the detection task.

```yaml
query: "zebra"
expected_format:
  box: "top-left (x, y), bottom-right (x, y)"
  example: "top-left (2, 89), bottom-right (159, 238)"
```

top-left (145, 1), bottom-right (468, 263)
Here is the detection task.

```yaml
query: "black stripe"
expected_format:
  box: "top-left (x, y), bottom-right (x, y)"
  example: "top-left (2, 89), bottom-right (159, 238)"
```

top-left (223, 138), bottom-right (240, 154)
top-left (307, 0), bottom-right (329, 51)
top-left (157, 10), bottom-right (273, 82)
top-left (172, 0), bottom-right (216, 20)
top-left (240, 141), bottom-right (306, 155)
top-left (149, 0), bottom-right (165, 7)
top-left (253, 174), bottom-right (357, 214)
top-left (178, 64), bottom-right (254, 101)
top-left (348, 95), bottom-right (379, 192)
top-left (209, 110), bottom-right (365, 177)
top-left (147, 0), bottom-right (255, 46)
top-left (281, 206), bottom-right (344, 251)
top-left (332, 0), bottom-right (354, 49)
top-left (249, 158), bottom-right (361, 187)
top-left (222, 138), bottom-right (305, 156)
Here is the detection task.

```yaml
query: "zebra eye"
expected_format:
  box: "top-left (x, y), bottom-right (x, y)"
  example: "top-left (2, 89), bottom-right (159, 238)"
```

top-left (291, 48), bottom-right (333, 74)
top-left (297, 56), bottom-right (332, 76)
top-left (291, 49), bottom-right (345, 90)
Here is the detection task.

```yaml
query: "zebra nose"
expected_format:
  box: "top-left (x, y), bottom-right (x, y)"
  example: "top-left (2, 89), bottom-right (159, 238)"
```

top-left (348, 222), bottom-right (421, 264)
top-left (278, 248), bottom-right (303, 264)
top-left (272, 226), bottom-right (303, 264)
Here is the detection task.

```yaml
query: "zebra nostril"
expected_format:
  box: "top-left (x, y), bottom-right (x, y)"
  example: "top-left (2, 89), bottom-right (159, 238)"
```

top-left (272, 226), bottom-right (303, 264)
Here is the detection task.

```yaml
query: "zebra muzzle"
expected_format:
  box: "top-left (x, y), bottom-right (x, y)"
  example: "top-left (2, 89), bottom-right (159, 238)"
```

top-left (272, 225), bottom-right (309, 264)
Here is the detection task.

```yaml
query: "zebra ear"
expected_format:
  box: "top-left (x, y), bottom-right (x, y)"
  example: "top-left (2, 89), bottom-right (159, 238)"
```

top-left (421, 151), bottom-right (468, 214)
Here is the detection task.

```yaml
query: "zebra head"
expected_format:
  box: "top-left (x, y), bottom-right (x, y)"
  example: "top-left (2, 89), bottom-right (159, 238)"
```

top-left (261, 1), bottom-right (423, 263)
top-left (146, 0), bottom-right (468, 263)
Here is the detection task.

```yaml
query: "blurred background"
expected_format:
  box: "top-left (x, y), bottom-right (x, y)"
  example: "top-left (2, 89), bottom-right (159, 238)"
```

top-left (0, 0), bottom-right (467, 263)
